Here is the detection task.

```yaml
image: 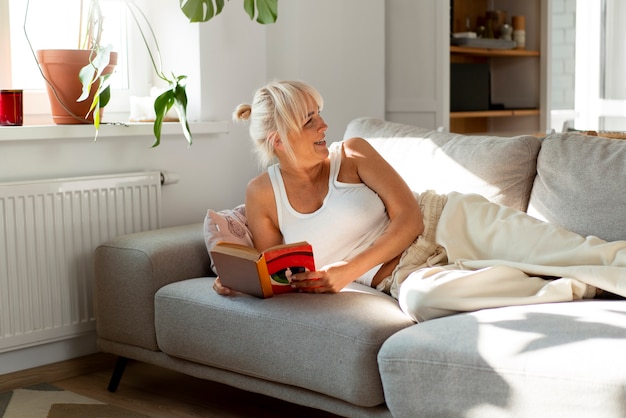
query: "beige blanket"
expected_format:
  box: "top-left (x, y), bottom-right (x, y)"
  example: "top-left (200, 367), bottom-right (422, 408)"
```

top-left (381, 191), bottom-right (626, 301)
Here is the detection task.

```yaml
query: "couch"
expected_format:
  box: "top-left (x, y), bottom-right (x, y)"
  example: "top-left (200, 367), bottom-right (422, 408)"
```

top-left (94, 117), bottom-right (626, 418)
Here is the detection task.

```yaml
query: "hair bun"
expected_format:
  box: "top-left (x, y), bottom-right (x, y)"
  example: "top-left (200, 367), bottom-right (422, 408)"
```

top-left (233, 104), bottom-right (252, 121)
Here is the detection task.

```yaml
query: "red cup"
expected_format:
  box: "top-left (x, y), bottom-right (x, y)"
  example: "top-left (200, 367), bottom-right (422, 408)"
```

top-left (0, 90), bottom-right (24, 126)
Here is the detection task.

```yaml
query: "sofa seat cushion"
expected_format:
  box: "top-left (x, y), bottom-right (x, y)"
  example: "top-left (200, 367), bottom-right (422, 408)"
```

top-left (344, 117), bottom-right (541, 212)
top-left (155, 277), bottom-right (414, 407)
top-left (528, 132), bottom-right (626, 242)
top-left (378, 300), bottom-right (626, 418)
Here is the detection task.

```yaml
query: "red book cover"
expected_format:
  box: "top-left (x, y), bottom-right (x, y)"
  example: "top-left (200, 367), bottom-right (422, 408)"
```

top-left (264, 242), bottom-right (316, 294)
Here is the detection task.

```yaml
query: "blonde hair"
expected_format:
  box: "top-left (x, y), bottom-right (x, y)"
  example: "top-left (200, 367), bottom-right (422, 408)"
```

top-left (233, 80), bottom-right (324, 168)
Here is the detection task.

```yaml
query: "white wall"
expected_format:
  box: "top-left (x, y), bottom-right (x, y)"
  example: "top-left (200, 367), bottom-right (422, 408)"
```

top-left (0, 0), bottom-right (385, 374)
top-left (551, 0), bottom-right (576, 110)
top-left (265, 0), bottom-right (385, 141)
top-left (550, 0), bottom-right (577, 131)
top-left (384, 0), bottom-right (449, 129)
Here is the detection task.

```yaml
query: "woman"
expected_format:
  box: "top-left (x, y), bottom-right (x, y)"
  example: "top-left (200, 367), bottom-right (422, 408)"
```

top-left (214, 80), bottom-right (626, 322)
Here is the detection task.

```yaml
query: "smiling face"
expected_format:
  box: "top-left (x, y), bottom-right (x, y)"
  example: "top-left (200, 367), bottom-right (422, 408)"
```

top-left (248, 81), bottom-right (326, 167)
top-left (283, 99), bottom-right (329, 165)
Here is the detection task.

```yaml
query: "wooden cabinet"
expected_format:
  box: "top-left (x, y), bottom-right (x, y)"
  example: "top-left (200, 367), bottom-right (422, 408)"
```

top-left (449, 0), bottom-right (549, 135)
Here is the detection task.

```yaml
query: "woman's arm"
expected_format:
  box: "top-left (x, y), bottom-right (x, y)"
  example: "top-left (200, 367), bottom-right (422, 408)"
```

top-left (245, 173), bottom-right (284, 251)
top-left (292, 137), bottom-right (423, 292)
top-left (347, 136), bottom-right (424, 274)
top-left (212, 173), bottom-right (284, 295)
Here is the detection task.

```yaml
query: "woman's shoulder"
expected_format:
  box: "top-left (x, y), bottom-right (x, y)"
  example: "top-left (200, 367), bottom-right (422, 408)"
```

top-left (338, 136), bottom-right (378, 159)
top-left (334, 137), bottom-right (376, 183)
top-left (246, 171), bottom-right (272, 196)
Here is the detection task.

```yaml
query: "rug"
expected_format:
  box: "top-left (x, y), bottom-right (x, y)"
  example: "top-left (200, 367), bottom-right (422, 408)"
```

top-left (0, 383), bottom-right (148, 418)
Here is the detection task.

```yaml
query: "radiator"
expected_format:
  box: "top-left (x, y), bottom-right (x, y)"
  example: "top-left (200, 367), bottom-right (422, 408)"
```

top-left (0, 171), bottom-right (162, 352)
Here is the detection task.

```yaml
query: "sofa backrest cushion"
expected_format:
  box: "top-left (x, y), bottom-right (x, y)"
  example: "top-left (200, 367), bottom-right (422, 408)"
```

top-left (528, 133), bottom-right (626, 241)
top-left (344, 117), bottom-right (542, 212)
top-left (344, 116), bottom-right (434, 139)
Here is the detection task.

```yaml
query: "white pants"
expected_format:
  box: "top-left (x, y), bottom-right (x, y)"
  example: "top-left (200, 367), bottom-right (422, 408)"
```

top-left (399, 193), bottom-right (626, 322)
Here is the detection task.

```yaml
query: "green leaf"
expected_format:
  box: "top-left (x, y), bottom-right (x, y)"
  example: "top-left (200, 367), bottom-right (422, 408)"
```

top-left (92, 74), bottom-right (112, 110)
top-left (180, 0), bottom-right (276, 24)
top-left (78, 64), bottom-right (96, 102)
top-left (86, 79), bottom-right (101, 139)
top-left (180, 0), bottom-right (225, 23)
top-left (77, 45), bottom-right (113, 103)
top-left (151, 76), bottom-right (193, 148)
top-left (86, 74), bottom-right (113, 140)
top-left (253, 0), bottom-right (278, 24)
top-left (152, 89), bottom-right (176, 148)
top-left (172, 76), bottom-right (192, 146)
top-left (152, 75), bottom-right (192, 148)
top-left (93, 95), bottom-right (101, 135)
top-left (243, 0), bottom-right (254, 20)
top-left (99, 83), bottom-right (111, 108)
top-left (243, 0), bottom-right (277, 23)
top-left (90, 44), bottom-right (113, 79)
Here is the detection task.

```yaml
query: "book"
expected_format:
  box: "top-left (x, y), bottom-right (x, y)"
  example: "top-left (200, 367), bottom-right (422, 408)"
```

top-left (210, 241), bottom-right (316, 298)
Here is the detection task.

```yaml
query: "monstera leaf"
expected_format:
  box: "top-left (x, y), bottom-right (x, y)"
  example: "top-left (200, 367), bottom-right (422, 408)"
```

top-left (180, 0), bottom-right (278, 24)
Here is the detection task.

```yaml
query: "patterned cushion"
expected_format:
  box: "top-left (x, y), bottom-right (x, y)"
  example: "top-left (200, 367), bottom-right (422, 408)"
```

top-left (203, 204), bottom-right (253, 272)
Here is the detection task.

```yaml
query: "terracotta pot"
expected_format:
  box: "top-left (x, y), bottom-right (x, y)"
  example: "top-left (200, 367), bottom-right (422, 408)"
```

top-left (36, 49), bottom-right (118, 125)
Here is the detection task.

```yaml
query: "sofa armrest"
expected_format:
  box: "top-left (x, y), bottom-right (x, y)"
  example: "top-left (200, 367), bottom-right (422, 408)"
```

top-left (94, 223), bottom-right (212, 351)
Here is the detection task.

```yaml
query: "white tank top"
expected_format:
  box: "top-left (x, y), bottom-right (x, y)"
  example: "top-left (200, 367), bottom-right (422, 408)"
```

top-left (267, 141), bottom-right (389, 286)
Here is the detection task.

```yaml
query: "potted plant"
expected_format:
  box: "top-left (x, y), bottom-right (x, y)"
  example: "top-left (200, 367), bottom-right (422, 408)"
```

top-left (30, 1), bottom-right (118, 129)
top-left (26, 0), bottom-right (278, 146)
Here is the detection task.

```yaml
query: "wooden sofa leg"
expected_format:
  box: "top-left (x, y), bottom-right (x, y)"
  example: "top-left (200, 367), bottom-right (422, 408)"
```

top-left (107, 356), bottom-right (129, 392)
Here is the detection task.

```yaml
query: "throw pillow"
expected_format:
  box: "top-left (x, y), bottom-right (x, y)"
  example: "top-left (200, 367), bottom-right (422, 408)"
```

top-left (203, 204), bottom-right (254, 272)
top-left (528, 132), bottom-right (626, 242)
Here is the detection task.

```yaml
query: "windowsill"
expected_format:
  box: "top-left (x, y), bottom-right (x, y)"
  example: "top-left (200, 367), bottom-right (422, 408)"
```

top-left (0, 121), bottom-right (229, 142)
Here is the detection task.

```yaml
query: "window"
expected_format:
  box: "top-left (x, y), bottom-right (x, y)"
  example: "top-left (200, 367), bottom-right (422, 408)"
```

top-left (599, 0), bottom-right (626, 130)
top-left (575, 0), bottom-right (626, 131)
top-left (1, 0), bottom-right (151, 123)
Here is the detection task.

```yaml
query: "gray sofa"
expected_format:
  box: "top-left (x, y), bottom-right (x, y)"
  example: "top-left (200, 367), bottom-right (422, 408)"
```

top-left (94, 117), bottom-right (626, 418)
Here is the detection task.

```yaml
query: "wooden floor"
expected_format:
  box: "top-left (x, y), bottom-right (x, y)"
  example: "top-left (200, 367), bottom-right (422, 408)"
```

top-left (4, 353), bottom-right (340, 417)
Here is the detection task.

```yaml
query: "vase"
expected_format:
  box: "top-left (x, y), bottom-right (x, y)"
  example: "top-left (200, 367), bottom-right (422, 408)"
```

top-left (36, 49), bottom-right (118, 125)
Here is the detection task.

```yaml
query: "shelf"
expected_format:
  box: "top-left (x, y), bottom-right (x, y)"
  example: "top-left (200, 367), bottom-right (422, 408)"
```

top-left (0, 121), bottom-right (229, 142)
top-left (450, 46), bottom-right (540, 57)
top-left (449, 0), bottom-right (545, 134)
top-left (450, 109), bottom-right (540, 119)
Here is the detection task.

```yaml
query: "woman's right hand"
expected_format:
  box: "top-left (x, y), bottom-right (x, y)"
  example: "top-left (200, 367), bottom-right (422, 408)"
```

top-left (289, 261), bottom-right (354, 293)
top-left (213, 277), bottom-right (235, 296)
